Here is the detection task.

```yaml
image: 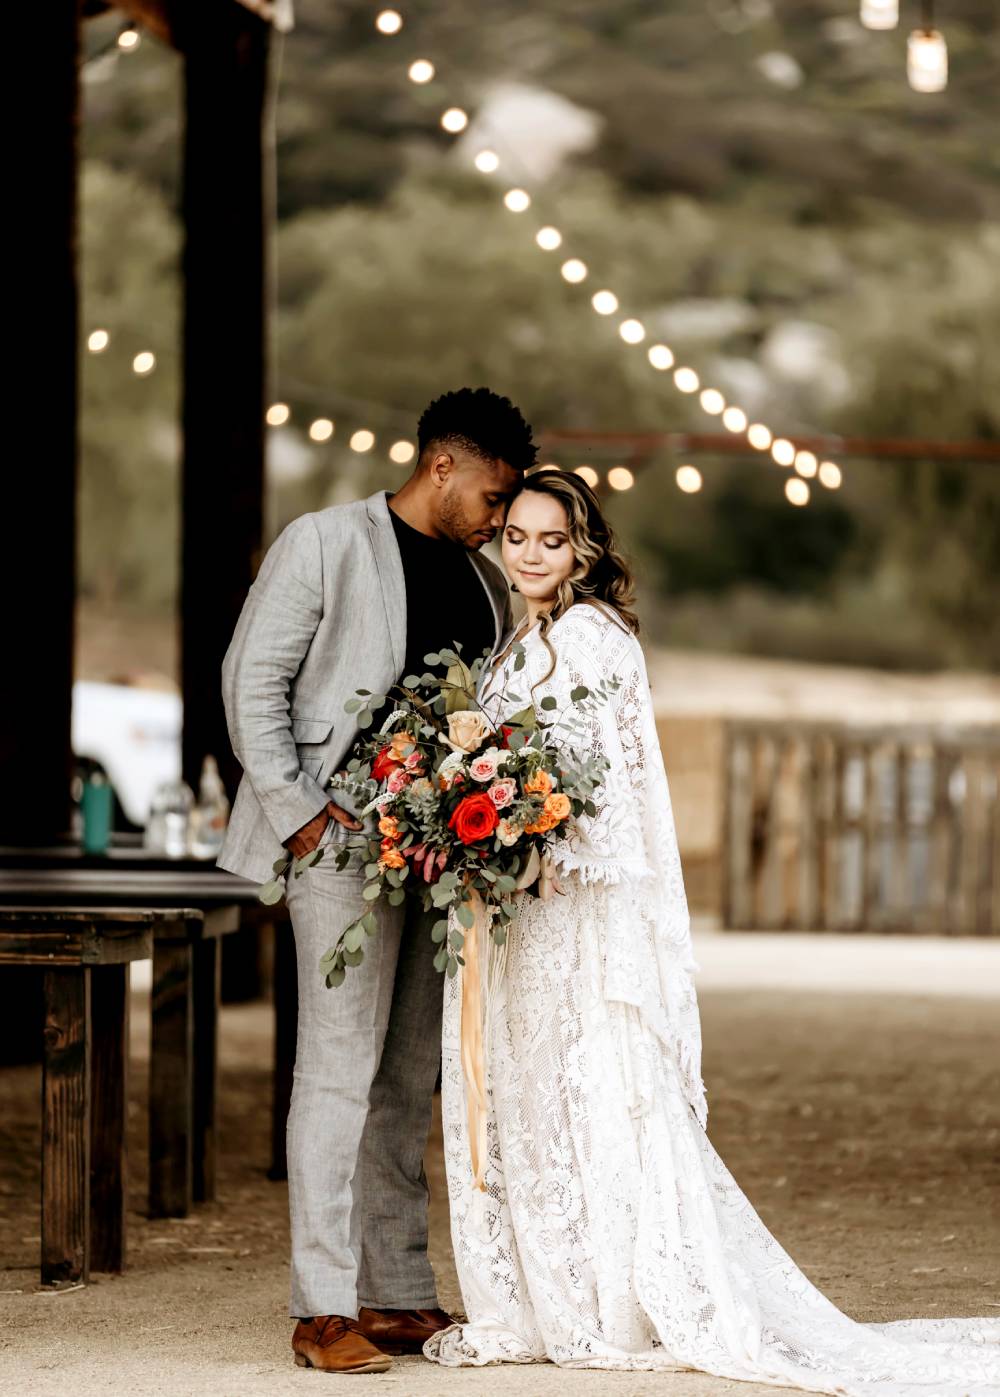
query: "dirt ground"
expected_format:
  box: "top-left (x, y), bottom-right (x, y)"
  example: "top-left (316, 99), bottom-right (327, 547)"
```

top-left (1, 934), bottom-right (998, 1397)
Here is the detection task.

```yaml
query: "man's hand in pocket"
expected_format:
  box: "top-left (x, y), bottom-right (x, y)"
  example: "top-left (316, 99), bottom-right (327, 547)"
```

top-left (284, 801), bottom-right (362, 860)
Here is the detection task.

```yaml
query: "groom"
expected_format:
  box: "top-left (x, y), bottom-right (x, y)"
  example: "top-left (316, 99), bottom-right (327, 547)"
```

top-left (219, 387), bottom-right (536, 1373)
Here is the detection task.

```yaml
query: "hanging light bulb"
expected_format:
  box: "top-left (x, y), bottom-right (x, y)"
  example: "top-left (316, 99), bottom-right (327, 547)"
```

top-left (699, 388), bottom-right (725, 415)
top-left (390, 440), bottom-right (415, 464)
top-left (673, 367), bottom-right (700, 393)
top-left (907, 25), bottom-right (948, 92)
top-left (503, 189), bottom-right (531, 213)
top-left (574, 466), bottom-right (599, 487)
top-left (350, 429), bottom-right (375, 453)
top-left (266, 402), bottom-right (290, 426)
top-left (619, 319), bottom-right (645, 344)
top-left (441, 107), bottom-right (468, 133)
top-left (132, 351), bottom-right (156, 376)
top-left (607, 466), bottom-right (635, 490)
top-left (375, 9), bottom-right (403, 35)
top-left (747, 423), bottom-right (773, 451)
top-left (408, 59), bottom-right (435, 84)
top-left (535, 226), bottom-right (562, 251)
top-left (794, 449), bottom-right (818, 478)
top-left (785, 478), bottom-right (810, 507)
top-left (117, 24), bottom-right (140, 51)
top-left (309, 418), bottom-right (334, 442)
top-left (474, 150), bottom-right (499, 173)
top-left (647, 344), bottom-right (674, 371)
top-left (560, 258), bottom-right (588, 284)
top-left (771, 438), bottom-right (796, 467)
top-left (676, 465), bottom-right (703, 494)
top-left (591, 290), bottom-right (619, 315)
top-left (722, 406), bottom-right (748, 434)
top-left (819, 461), bottom-right (843, 489)
top-left (87, 329), bottom-right (110, 353)
top-left (859, 0), bottom-right (898, 30)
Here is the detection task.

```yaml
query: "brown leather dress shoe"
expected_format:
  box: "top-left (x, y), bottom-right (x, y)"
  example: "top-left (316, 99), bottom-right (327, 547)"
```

top-left (292, 1315), bottom-right (392, 1373)
top-left (356, 1306), bottom-right (457, 1356)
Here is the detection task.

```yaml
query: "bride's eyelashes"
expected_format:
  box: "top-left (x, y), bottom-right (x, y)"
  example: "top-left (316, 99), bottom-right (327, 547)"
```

top-left (505, 530), bottom-right (566, 550)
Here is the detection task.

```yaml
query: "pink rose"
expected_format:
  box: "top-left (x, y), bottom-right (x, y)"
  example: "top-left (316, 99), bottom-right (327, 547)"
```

top-left (404, 751), bottom-right (425, 771)
top-left (469, 748), bottom-right (501, 783)
top-left (487, 777), bottom-right (517, 810)
top-left (386, 767), bottom-right (411, 795)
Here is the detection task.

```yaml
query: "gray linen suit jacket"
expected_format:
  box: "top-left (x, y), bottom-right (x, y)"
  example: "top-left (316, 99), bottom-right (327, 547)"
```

top-left (218, 489), bottom-right (512, 884)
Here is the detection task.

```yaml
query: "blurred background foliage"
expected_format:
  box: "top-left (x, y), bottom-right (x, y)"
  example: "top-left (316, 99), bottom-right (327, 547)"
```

top-left (79, 0), bottom-right (1000, 672)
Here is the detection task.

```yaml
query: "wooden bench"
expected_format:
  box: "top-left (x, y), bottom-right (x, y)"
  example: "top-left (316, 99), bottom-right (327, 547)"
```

top-left (0, 906), bottom-right (198, 1286)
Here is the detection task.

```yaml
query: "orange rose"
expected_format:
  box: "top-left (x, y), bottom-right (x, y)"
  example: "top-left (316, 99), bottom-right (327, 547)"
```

top-left (378, 815), bottom-right (400, 839)
top-left (543, 793), bottom-right (571, 822)
top-left (524, 769), bottom-right (553, 797)
top-left (378, 847), bottom-right (406, 871)
top-left (390, 731), bottom-right (415, 760)
top-left (524, 812), bottom-right (558, 835)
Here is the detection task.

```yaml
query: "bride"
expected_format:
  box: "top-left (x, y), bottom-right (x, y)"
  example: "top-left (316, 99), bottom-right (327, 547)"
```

top-left (423, 468), bottom-right (1000, 1394)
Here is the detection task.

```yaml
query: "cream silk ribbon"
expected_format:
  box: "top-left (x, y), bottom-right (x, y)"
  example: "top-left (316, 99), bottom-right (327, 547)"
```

top-left (458, 856), bottom-right (563, 1191)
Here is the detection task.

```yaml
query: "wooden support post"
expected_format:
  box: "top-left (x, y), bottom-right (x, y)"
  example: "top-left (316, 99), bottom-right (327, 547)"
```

top-left (180, 5), bottom-right (270, 803)
top-left (270, 916), bottom-right (297, 1181)
top-left (42, 967), bottom-right (91, 1285)
top-left (89, 964), bottom-right (129, 1272)
top-left (1, 0), bottom-right (79, 843)
top-left (191, 936), bottom-right (221, 1202)
top-left (150, 941), bottom-right (194, 1218)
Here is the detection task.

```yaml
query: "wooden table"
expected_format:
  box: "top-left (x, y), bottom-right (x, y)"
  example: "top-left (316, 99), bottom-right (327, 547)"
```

top-left (0, 869), bottom-right (255, 1219)
top-left (0, 906), bottom-right (199, 1285)
top-left (0, 852), bottom-right (297, 1185)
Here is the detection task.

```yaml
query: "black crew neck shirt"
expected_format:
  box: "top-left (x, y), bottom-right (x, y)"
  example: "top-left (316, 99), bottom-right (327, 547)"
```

top-left (388, 504), bottom-right (496, 683)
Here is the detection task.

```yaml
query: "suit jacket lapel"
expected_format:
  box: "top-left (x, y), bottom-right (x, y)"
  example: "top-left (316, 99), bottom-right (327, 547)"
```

top-left (365, 490), bottom-right (407, 678)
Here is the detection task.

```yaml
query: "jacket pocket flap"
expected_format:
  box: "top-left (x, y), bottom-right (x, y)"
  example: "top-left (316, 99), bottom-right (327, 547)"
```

top-left (291, 716), bottom-right (335, 744)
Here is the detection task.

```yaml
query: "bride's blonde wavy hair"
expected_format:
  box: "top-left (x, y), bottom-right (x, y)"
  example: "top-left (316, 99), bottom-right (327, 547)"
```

top-left (511, 468), bottom-right (640, 686)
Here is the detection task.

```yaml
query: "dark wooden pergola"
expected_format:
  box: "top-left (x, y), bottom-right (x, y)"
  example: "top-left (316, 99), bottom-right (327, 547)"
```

top-left (2, 0), bottom-right (277, 845)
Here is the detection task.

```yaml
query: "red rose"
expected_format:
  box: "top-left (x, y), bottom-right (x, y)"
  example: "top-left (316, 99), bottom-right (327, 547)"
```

top-left (372, 746), bottom-right (400, 782)
top-left (499, 725), bottom-right (514, 749)
top-left (448, 792), bottom-right (500, 846)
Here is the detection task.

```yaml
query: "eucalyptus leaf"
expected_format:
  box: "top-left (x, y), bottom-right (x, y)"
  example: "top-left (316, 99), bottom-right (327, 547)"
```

top-left (272, 856), bottom-right (290, 875)
top-left (362, 883), bottom-right (381, 901)
top-left (358, 710), bottom-right (373, 729)
top-left (571, 685), bottom-right (590, 702)
top-left (446, 958), bottom-right (459, 978)
top-left (431, 919), bottom-right (449, 943)
top-left (456, 903), bottom-right (475, 929)
top-left (540, 696), bottom-right (557, 711)
top-left (433, 946), bottom-right (448, 973)
top-left (342, 947), bottom-right (365, 967)
top-left (388, 887), bottom-right (406, 906)
top-left (258, 880), bottom-right (284, 906)
top-left (344, 924), bottom-right (365, 953)
top-left (325, 967), bottom-right (346, 989)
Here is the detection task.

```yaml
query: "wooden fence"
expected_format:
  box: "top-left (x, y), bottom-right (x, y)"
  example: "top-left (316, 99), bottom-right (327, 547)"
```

top-left (722, 722), bottom-right (1000, 933)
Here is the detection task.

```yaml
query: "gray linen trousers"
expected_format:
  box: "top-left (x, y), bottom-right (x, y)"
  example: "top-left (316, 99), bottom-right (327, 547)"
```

top-left (218, 489), bottom-right (511, 1318)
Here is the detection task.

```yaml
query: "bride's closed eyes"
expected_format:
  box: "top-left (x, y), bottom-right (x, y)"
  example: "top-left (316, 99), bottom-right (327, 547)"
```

top-left (504, 528), bottom-right (568, 549)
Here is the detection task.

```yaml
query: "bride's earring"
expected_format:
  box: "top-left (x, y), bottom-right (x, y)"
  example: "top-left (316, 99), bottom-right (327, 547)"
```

top-left (510, 582), bottom-right (519, 593)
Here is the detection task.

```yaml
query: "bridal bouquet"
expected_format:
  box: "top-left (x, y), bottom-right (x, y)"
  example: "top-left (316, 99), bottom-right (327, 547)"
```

top-left (258, 642), bottom-right (617, 988)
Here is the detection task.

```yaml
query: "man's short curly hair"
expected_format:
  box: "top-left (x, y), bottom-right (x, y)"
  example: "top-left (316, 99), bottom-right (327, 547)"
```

top-left (417, 387), bottom-right (537, 473)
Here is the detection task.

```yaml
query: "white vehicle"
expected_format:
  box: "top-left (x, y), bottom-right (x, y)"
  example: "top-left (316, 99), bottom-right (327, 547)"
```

top-left (71, 681), bottom-right (182, 829)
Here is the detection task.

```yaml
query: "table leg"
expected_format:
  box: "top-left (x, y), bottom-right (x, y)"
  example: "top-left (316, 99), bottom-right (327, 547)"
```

top-left (192, 937), bottom-right (220, 1202)
top-left (269, 917), bottom-right (296, 1182)
top-left (150, 940), bottom-right (193, 1218)
top-left (42, 966), bottom-right (91, 1285)
top-left (90, 963), bottom-right (128, 1272)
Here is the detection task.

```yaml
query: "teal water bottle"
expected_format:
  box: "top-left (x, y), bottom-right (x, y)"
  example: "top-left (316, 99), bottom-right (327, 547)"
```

top-left (81, 771), bottom-right (112, 855)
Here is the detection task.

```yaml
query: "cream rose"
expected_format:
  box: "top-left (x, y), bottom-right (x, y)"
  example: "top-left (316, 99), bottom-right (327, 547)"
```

top-left (446, 709), bottom-right (492, 754)
top-left (496, 817), bottom-right (522, 847)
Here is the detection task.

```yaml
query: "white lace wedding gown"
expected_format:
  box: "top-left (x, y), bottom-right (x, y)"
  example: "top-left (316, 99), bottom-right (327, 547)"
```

top-left (423, 603), bottom-right (1000, 1394)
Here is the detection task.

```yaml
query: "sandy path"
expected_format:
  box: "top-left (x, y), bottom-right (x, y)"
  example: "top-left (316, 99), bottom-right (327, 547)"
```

top-left (1, 934), bottom-right (997, 1396)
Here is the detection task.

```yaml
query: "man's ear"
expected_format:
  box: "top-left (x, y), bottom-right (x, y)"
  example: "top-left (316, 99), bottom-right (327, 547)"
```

top-left (428, 450), bottom-right (455, 488)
